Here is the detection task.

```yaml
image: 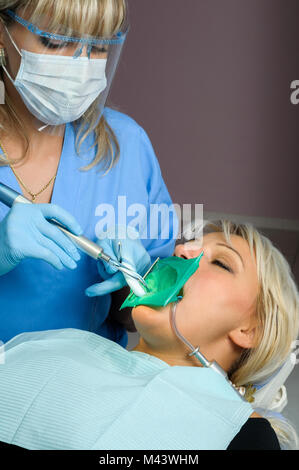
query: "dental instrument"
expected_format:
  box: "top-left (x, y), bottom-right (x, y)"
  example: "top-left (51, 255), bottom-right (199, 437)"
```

top-left (0, 182), bottom-right (148, 292)
top-left (116, 241), bottom-right (149, 297)
top-left (120, 253), bottom-right (204, 309)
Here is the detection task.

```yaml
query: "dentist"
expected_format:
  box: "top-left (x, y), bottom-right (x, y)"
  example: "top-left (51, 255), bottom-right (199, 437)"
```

top-left (0, 1), bottom-right (177, 347)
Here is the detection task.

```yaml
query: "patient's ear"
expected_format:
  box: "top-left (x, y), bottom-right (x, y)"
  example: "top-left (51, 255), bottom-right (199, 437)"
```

top-left (228, 320), bottom-right (257, 349)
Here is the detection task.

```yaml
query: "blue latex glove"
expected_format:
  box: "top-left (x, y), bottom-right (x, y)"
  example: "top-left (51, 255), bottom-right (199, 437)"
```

top-left (0, 203), bottom-right (83, 276)
top-left (85, 225), bottom-right (152, 297)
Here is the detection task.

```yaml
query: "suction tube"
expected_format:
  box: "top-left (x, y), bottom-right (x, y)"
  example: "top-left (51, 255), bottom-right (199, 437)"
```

top-left (170, 300), bottom-right (215, 368)
top-left (170, 301), bottom-right (246, 399)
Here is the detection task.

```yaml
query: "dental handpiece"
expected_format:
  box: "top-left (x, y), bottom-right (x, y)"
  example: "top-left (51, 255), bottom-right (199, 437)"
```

top-left (0, 182), bottom-right (114, 261)
top-left (0, 182), bottom-right (148, 290)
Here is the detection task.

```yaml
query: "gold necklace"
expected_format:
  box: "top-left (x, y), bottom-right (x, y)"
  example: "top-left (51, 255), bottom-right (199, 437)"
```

top-left (0, 138), bottom-right (58, 202)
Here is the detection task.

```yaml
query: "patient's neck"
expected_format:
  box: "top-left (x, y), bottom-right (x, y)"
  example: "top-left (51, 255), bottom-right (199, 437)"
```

top-left (132, 337), bottom-right (239, 371)
top-left (132, 338), bottom-right (202, 367)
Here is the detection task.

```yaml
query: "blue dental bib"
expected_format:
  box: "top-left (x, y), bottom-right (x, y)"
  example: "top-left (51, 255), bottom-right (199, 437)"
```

top-left (0, 329), bottom-right (253, 450)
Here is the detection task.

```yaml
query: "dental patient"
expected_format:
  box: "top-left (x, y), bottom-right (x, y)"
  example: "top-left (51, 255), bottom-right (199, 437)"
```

top-left (0, 220), bottom-right (298, 450)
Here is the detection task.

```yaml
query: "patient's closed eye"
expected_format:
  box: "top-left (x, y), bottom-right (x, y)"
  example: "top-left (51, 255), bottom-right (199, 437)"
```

top-left (212, 259), bottom-right (232, 273)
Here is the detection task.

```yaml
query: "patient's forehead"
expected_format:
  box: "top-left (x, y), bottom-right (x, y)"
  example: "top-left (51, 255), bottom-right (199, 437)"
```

top-left (203, 232), bottom-right (237, 245)
top-left (185, 231), bottom-right (244, 248)
top-left (183, 232), bottom-right (254, 265)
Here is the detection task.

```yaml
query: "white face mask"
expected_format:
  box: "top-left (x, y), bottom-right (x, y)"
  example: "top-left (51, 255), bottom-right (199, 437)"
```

top-left (3, 27), bottom-right (108, 126)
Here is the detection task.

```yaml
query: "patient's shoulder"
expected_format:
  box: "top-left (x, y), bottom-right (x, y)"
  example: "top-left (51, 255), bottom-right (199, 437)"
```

top-left (228, 417), bottom-right (281, 450)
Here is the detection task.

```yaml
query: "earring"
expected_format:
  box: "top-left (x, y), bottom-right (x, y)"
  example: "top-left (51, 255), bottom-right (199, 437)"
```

top-left (0, 48), bottom-right (6, 67)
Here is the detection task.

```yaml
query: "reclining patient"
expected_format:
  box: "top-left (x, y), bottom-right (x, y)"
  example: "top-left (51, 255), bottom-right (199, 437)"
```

top-left (0, 220), bottom-right (298, 450)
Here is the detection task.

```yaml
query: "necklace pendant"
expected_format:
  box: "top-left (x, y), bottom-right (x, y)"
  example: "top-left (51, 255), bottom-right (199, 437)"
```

top-left (31, 195), bottom-right (36, 202)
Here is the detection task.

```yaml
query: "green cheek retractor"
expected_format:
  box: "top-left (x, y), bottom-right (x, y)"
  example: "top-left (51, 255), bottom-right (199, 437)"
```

top-left (120, 252), bottom-right (204, 309)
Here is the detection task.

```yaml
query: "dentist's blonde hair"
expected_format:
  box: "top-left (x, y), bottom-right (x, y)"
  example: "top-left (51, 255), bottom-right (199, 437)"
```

top-left (202, 219), bottom-right (299, 449)
top-left (0, 0), bottom-right (127, 173)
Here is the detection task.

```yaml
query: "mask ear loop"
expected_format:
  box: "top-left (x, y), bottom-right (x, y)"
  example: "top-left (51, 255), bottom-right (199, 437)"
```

top-left (1, 24), bottom-right (22, 83)
top-left (2, 23), bottom-right (22, 56)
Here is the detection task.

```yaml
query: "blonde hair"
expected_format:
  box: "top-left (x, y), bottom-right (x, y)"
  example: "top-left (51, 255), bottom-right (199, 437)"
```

top-left (0, 0), bottom-right (127, 173)
top-left (202, 219), bottom-right (299, 449)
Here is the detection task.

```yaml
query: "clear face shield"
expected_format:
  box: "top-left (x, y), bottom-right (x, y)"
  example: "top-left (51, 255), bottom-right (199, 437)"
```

top-left (1, 9), bottom-right (128, 135)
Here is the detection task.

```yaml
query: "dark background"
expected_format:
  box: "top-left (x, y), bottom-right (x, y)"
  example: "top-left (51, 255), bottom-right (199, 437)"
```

top-left (110, 0), bottom-right (299, 284)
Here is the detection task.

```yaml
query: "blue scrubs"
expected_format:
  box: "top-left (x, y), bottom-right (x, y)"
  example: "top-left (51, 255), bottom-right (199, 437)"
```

top-left (0, 108), bottom-right (178, 346)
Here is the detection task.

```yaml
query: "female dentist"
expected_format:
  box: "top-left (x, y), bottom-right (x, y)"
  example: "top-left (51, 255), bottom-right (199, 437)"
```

top-left (0, 1), bottom-right (177, 347)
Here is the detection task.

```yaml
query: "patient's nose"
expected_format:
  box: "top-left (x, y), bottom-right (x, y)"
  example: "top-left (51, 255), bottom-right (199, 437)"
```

top-left (174, 244), bottom-right (202, 259)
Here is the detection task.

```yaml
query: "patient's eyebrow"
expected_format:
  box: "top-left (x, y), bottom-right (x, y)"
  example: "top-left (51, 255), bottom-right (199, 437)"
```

top-left (216, 243), bottom-right (245, 269)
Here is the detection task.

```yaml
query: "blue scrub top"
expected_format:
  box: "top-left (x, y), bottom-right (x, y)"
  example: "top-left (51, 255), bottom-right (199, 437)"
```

top-left (0, 108), bottom-right (178, 347)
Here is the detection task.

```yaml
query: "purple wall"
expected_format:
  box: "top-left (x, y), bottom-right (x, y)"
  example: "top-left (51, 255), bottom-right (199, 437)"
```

top-left (110, 0), bottom-right (299, 220)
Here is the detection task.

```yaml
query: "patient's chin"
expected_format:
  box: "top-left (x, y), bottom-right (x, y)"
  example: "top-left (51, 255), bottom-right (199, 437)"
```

top-left (133, 304), bottom-right (167, 314)
top-left (132, 304), bottom-right (169, 325)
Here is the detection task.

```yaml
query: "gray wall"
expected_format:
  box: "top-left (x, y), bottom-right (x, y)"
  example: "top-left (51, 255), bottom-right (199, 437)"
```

top-left (111, 0), bottom-right (299, 279)
top-left (110, 0), bottom-right (299, 439)
top-left (111, 0), bottom-right (299, 219)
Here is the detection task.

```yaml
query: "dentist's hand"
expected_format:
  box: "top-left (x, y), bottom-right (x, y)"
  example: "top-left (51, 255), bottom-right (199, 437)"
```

top-left (0, 203), bottom-right (83, 276)
top-left (85, 225), bottom-right (151, 297)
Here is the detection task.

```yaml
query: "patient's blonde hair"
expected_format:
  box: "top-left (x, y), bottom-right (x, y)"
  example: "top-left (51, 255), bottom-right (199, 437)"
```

top-left (0, 0), bottom-right (127, 173)
top-left (201, 219), bottom-right (299, 449)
